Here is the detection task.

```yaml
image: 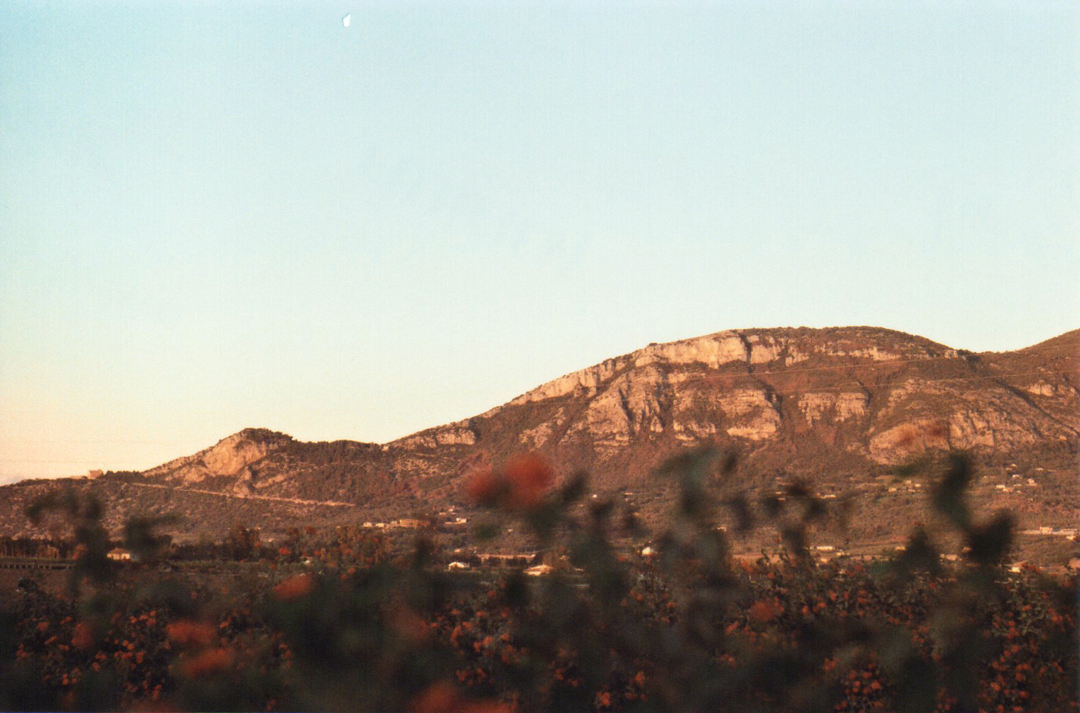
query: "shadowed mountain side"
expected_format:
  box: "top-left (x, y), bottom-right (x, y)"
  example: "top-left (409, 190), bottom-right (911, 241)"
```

top-left (1, 326), bottom-right (1076, 542)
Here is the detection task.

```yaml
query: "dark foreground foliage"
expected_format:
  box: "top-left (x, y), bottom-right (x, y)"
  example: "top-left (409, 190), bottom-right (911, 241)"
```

top-left (1, 452), bottom-right (1076, 713)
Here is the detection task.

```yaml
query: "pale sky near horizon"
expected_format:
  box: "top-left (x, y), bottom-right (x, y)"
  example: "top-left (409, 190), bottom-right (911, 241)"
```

top-left (1, 1), bottom-right (1077, 482)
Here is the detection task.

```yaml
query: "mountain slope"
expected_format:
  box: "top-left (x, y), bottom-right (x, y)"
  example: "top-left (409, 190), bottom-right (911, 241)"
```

top-left (1, 326), bottom-right (1076, 542)
top-left (400, 326), bottom-right (1077, 490)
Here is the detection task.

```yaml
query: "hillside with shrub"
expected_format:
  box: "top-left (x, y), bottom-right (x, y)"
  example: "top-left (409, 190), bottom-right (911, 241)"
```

top-left (0, 327), bottom-right (1075, 569)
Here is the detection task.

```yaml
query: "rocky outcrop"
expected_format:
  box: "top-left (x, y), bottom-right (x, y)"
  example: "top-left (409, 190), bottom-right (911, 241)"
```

top-left (143, 429), bottom-right (293, 484)
top-left (489, 327), bottom-right (1076, 466)
top-left (632, 333), bottom-right (752, 369)
top-left (518, 419), bottom-right (558, 449)
top-left (797, 391), bottom-right (870, 424)
top-left (665, 382), bottom-right (777, 442)
top-left (564, 366), bottom-right (671, 447)
top-left (506, 359), bottom-right (622, 407)
top-left (392, 422), bottom-right (479, 450)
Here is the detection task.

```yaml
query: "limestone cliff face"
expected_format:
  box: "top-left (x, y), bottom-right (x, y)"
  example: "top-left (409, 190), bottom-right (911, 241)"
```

top-left (866, 377), bottom-right (1078, 463)
top-left (122, 327), bottom-right (1080, 503)
top-left (143, 429), bottom-right (293, 484)
top-left (563, 366), bottom-right (672, 446)
top-left (797, 391), bottom-right (870, 425)
top-left (505, 328), bottom-right (953, 409)
top-left (391, 421), bottom-right (479, 450)
top-left (478, 327), bottom-right (1077, 470)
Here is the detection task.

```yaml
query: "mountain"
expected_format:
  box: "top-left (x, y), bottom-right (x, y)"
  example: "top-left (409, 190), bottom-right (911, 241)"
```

top-left (2, 326), bottom-right (1077, 552)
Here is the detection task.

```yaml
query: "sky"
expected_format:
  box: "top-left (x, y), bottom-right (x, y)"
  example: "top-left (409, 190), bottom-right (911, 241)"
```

top-left (1, 1), bottom-right (1077, 482)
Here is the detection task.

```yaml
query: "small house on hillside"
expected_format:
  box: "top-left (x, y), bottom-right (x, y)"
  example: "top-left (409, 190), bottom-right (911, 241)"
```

top-left (107, 548), bottom-right (133, 561)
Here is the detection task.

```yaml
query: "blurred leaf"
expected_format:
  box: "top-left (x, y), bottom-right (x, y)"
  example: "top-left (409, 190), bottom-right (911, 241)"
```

top-left (589, 498), bottom-right (615, 525)
top-left (474, 522), bottom-right (500, 541)
top-left (932, 452), bottom-right (974, 530)
top-left (781, 526), bottom-right (809, 562)
top-left (696, 529), bottom-right (731, 581)
top-left (658, 447), bottom-right (718, 519)
top-left (785, 480), bottom-right (811, 499)
top-left (893, 654), bottom-right (939, 713)
top-left (0, 660), bottom-right (58, 712)
top-left (502, 570), bottom-right (530, 608)
top-left (560, 471), bottom-right (589, 505)
top-left (801, 497), bottom-right (827, 523)
top-left (832, 496), bottom-right (854, 534)
top-left (411, 535), bottom-right (434, 569)
top-left (72, 667), bottom-right (122, 712)
top-left (723, 495), bottom-right (754, 533)
top-left (82, 495), bottom-right (103, 523)
top-left (656, 446), bottom-right (718, 479)
top-left (25, 492), bottom-right (60, 525)
top-left (965, 512), bottom-right (1014, 567)
top-left (877, 626), bottom-right (915, 675)
top-left (940, 628), bottom-right (988, 713)
top-left (892, 456), bottom-right (932, 480)
top-left (760, 493), bottom-right (784, 518)
top-left (620, 507), bottom-right (645, 537)
top-left (893, 526), bottom-right (941, 577)
top-left (525, 500), bottom-right (561, 543)
top-left (123, 514), bottom-right (181, 562)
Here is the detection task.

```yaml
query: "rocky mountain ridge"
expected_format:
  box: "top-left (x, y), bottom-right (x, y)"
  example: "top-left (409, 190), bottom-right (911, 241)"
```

top-left (401, 326), bottom-right (1076, 477)
top-left (1, 326), bottom-right (1076, 543)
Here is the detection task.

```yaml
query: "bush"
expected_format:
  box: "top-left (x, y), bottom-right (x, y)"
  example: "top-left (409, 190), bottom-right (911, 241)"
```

top-left (1, 451), bottom-right (1075, 712)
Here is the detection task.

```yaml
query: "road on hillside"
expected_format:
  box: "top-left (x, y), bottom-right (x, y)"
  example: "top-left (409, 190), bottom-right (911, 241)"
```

top-left (123, 482), bottom-right (356, 508)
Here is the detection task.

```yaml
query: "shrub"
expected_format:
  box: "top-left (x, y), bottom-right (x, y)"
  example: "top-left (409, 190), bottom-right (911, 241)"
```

top-left (0, 451), bottom-right (1075, 712)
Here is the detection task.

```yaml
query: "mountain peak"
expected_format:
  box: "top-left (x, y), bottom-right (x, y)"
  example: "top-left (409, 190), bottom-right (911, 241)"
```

top-left (504, 326), bottom-right (957, 410)
top-left (144, 428), bottom-right (293, 484)
top-left (228, 428), bottom-right (294, 446)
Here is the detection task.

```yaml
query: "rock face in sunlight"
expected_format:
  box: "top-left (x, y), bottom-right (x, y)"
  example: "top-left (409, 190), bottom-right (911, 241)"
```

top-left (143, 429), bottom-right (294, 484)
top-left (0, 326), bottom-right (1076, 541)
top-left (392, 422), bottom-right (479, 449)
top-left (485, 326), bottom-right (1075, 471)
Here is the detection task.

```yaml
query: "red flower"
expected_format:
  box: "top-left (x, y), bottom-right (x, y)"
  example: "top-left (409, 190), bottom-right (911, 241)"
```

top-left (748, 600), bottom-right (777, 623)
top-left (72, 622), bottom-right (94, 650)
top-left (272, 574), bottom-right (315, 601)
top-left (410, 681), bottom-right (512, 713)
top-left (166, 620), bottom-right (217, 648)
top-left (503, 453), bottom-right (553, 511)
top-left (465, 468), bottom-right (501, 507)
top-left (464, 453), bottom-right (553, 512)
top-left (390, 605), bottom-right (429, 646)
top-left (180, 647), bottom-right (234, 678)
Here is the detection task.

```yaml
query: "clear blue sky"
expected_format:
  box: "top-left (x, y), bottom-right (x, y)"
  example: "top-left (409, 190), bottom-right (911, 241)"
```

top-left (2, 1), bottom-right (1077, 480)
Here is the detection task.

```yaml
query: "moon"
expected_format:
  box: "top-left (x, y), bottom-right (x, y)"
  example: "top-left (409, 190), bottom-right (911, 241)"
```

top-left (342, 13), bottom-right (351, 28)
